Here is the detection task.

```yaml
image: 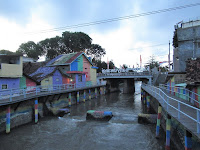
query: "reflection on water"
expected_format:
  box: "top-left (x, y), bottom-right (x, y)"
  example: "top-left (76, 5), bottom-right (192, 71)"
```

top-left (0, 81), bottom-right (165, 150)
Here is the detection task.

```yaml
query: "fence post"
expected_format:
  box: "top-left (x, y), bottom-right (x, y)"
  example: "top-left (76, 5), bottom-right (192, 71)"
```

top-left (23, 89), bottom-right (26, 98)
top-left (10, 89), bottom-right (12, 102)
top-left (156, 104), bottom-right (162, 138)
top-left (178, 102), bottom-right (180, 120)
top-left (197, 109), bottom-right (200, 133)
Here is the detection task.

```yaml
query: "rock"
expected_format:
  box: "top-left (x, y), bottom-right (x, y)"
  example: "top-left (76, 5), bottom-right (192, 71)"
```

top-left (138, 113), bottom-right (157, 124)
top-left (86, 110), bottom-right (113, 121)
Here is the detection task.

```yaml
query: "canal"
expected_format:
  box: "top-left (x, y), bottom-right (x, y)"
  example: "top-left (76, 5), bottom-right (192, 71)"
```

top-left (0, 82), bottom-right (166, 150)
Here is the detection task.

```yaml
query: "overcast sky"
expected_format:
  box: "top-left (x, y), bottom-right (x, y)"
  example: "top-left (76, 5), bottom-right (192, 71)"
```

top-left (0, 0), bottom-right (199, 67)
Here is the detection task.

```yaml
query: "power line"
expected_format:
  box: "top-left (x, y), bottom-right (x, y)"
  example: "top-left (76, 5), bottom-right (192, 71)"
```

top-left (128, 43), bottom-right (168, 50)
top-left (25, 2), bottom-right (200, 34)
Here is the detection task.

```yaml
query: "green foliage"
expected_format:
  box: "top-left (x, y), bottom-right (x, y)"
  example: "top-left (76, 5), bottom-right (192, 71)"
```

top-left (0, 50), bottom-right (15, 55)
top-left (16, 41), bottom-right (44, 60)
top-left (38, 36), bottom-right (63, 59)
top-left (122, 64), bottom-right (128, 69)
top-left (145, 55), bottom-right (168, 72)
top-left (93, 59), bottom-right (115, 73)
top-left (173, 30), bottom-right (178, 48)
top-left (17, 31), bottom-right (106, 60)
top-left (86, 44), bottom-right (106, 60)
top-left (62, 31), bottom-right (92, 53)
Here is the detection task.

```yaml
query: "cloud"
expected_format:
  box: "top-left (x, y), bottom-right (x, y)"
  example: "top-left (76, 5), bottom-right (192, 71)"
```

top-left (0, 15), bottom-right (59, 51)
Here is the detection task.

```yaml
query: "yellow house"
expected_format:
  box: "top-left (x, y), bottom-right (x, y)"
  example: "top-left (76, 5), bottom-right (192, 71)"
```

top-left (90, 66), bottom-right (98, 85)
top-left (0, 54), bottom-right (23, 78)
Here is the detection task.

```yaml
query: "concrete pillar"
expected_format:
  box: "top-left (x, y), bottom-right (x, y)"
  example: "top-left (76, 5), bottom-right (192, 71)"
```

top-left (35, 100), bottom-right (38, 123)
top-left (143, 91), bottom-right (146, 104)
top-left (141, 89), bottom-right (143, 101)
top-left (95, 88), bottom-right (97, 98)
top-left (166, 114), bottom-right (171, 150)
top-left (83, 90), bottom-right (86, 102)
top-left (100, 87), bottom-right (102, 95)
top-left (123, 79), bottom-right (135, 93)
top-left (89, 89), bottom-right (91, 100)
top-left (6, 105), bottom-right (11, 134)
top-left (147, 96), bottom-right (150, 111)
top-left (68, 93), bottom-right (71, 107)
top-left (156, 104), bottom-right (162, 138)
top-left (77, 91), bottom-right (79, 104)
top-left (185, 130), bottom-right (192, 150)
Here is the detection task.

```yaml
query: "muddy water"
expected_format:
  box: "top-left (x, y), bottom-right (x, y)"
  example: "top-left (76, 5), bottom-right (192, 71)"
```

top-left (0, 82), bottom-right (165, 150)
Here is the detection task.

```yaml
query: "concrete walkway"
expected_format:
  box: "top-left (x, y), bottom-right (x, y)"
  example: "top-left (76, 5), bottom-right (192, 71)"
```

top-left (142, 84), bottom-right (200, 140)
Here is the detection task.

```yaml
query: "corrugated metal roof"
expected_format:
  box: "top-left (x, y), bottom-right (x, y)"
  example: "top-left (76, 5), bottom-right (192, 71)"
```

top-left (29, 66), bottom-right (57, 82)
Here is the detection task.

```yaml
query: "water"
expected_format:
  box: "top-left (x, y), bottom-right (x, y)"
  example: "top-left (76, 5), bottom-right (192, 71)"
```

top-left (0, 82), bottom-right (165, 150)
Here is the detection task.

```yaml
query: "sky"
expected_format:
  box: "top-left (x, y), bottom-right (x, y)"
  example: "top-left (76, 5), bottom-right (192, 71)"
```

top-left (0, 0), bottom-right (200, 68)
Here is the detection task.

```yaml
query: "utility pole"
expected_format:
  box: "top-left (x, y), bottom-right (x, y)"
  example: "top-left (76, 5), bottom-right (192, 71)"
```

top-left (168, 41), bottom-right (170, 71)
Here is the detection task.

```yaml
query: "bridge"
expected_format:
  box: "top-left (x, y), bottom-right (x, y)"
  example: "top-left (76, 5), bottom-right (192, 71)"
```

top-left (97, 70), bottom-right (152, 93)
top-left (142, 83), bottom-right (200, 149)
top-left (0, 83), bottom-right (105, 106)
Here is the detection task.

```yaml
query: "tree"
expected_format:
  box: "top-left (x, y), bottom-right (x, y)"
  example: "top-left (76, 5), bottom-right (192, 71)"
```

top-left (122, 64), bottom-right (128, 69)
top-left (109, 60), bottom-right (115, 69)
top-left (16, 41), bottom-right (43, 60)
top-left (38, 36), bottom-right (63, 59)
top-left (62, 31), bottom-right (92, 53)
top-left (145, 56), bottom-right (159, 70)
top-left (86, 44), bottom-right (106, 60)
top-left (173, 29), bottom-right (178, 48)
top-left (93, 59), bottom-right (115, 73)
top-left (0, 50), bottom-right (15, 55)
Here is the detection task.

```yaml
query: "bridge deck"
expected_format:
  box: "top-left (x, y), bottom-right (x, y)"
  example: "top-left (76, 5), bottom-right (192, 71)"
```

top-left (0, 85), bottom-right (104, 106)
top-left (142, 85), bottom-right (200, 140)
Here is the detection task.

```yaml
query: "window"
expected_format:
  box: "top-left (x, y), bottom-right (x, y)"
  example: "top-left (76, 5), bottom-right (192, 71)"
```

top-left (45, 79), bottom-right (49, 83)
top-left (2, 84), bottom-right (8, 89)
top-left (78, 75), bottom-right (82, 82)
top-left (56, 78), bottom-right (59, 81)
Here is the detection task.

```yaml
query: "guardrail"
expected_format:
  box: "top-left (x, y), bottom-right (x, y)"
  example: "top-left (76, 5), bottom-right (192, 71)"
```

top-left (97, 72), bottom-right (151, 77)
top-left (159, 84), bottom-right (200, 108)
top-left (0, 82), bottom-right (105, 103)
top-left (142, 84), bottom-right (200, 134)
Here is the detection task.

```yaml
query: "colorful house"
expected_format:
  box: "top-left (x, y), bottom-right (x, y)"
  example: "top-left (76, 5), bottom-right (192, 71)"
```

top-left (0, 54), bottom-right (23, 90)
top-left (46, 52), bottom-right (98, 87)
top-left (20, 74), bottom-right (37, 90)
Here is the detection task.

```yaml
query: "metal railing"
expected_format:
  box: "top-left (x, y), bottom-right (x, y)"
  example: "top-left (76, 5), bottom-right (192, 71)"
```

top-left (97, 72), bottom-right (151, 77)
top-left (0, 82), bottom-right (105, 103)
top-left (142, 84), bottom-right (200, 134)
top-left (159, 84), bottom-right (200, 107)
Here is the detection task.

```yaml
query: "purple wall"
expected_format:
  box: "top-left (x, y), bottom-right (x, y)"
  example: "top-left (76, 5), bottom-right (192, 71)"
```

top-left (53, 70), bottom-right (63, 85)
top-left (0, 78), bottom-right (20, 90)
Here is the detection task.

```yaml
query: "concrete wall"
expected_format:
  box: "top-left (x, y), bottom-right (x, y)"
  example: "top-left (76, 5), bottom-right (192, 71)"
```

top-left (175, 25), bottom-right (200, 72)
